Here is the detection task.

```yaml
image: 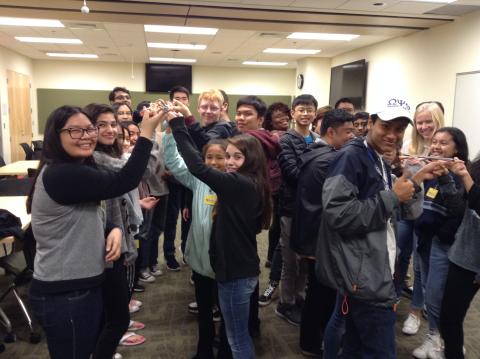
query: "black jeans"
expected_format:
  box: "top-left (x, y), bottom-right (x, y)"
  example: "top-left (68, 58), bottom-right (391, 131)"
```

top-left (300, 259), bottom-right (336, 353)
top-left (193, 271), bottom-right (217, 359)
top-left (94, 258), bottom-right (130, 359)
top-left (267, 193), bottom-right (281, 262)
top-left (164, 182), bottom-right (182, 258)
top-left (440, 261), bottom-right (479, 359)
top-left (144, 195), bottom-right (168, 267)
top-left (268, 242), bottom-right (283, 282)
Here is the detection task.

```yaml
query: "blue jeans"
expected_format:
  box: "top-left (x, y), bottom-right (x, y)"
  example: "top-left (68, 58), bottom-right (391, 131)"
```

top-left (323, 294), bottom-right (346, 359)
top-left (411, 235), bottom-right (425, 311)
top-left (29, 286), bottom-right (103, 359)
top-left (394, 220), bottom-right (414, 296)
top-left (218, 276), bottom-right (258, 359)
top-left (422, 238), bottom-right (451, 332)
top-left (342, 297), bottom-right (396, 359)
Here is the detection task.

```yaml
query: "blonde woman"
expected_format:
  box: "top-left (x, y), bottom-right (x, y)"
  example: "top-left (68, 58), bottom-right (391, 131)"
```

top-left (397, 102), bottom-right (445, 340)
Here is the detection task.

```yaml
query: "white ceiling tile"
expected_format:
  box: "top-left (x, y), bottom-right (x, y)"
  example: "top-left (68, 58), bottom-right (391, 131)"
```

top-left (384, 1), bottom-right (448, 14)
top-left (338, 0), bottom-right (402, 12)
top-left (242, 0), bottom-right (294, 6)
top-left (289, 0), bottom-right (348, 9)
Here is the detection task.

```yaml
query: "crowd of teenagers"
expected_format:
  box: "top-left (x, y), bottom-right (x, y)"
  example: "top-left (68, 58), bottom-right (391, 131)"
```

top-left (25, 84), bottom-right (480, 359)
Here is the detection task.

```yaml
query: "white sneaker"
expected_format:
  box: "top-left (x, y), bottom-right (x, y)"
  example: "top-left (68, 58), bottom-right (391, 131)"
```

top-left (412, 332), bottom-right (442, 359)
top-left (402, 313), bottom-right (421, 335)
top-left (149, 265), bottom-right (163, 277)
top-left (138, 269), bottom-right (155, 283)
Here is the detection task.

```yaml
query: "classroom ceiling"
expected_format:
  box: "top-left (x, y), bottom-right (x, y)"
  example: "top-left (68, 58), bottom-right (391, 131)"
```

top-left (0, 0), bottom-right (478, 68)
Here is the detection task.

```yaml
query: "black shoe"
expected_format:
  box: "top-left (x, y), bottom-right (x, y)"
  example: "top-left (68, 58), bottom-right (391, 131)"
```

top-left (133, 282), bottom-right (145, 292)
top-left (275, 302), bottom-right (301, 326)
top-left (166, 256), bottom-right (181, 271)
top-left (258, 280), bottom-right (278, 307)
top-left (265, 260), bottom-right (271, 268)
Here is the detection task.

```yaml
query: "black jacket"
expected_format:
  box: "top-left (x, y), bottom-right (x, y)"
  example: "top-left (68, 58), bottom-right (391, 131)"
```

top-left (290, 140), bottom-right (337, 257)
top-left (185, 115), bottom-right (236, 151)
top-left (278, 129), bottom-right (320, 217)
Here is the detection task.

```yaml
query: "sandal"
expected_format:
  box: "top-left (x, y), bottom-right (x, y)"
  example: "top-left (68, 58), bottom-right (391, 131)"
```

top-left (130, 299), bottom-right (143, 307)
top-left (129, 303), bottom-right (140, 314)
top-left (128, 320), bottom-right (145, 331)
top-left (119, 332), bottom-right (146, 346)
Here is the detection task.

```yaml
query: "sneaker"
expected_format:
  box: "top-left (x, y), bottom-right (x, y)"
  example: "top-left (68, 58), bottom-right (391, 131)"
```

top-left (113, 353), bottom-right (123, 359)
top-left (275, 302), bottom-right (301, 326)
top-left (133, 282), bottom-right (145, 292)
top-left (258, 281), bottom-right (278, 307)
top-left (402, 313), bottom-right (421, 335)
top-left (138, 270), bottom-right (155, 283)
top-left (150, 265), bottom-right (163, 277)
top-left (166, 256), bottom-right (181, 271)
top-left (188, 301), bottom-right (199, 314)
top-left (412, 332), bottom-right (442, 359)
top-left (129, 303), bottom-right (140, 314)
top-left (130, 299), bottom-right (143, 308)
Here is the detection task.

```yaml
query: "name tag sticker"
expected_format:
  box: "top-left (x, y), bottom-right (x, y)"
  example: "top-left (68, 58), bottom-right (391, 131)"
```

top-left (426, 187), bottom-right (438, 199)
top-left (204, 194), bottom-right (217, 206)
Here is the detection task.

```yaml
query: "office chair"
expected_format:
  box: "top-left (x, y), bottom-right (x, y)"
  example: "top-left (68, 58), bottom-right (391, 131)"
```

top-left (0, 178), bottom-right (34, 196)
top-left (0, 223), bottom-right (40, 344)
top-left (19, 143), bottom-right (34, 161)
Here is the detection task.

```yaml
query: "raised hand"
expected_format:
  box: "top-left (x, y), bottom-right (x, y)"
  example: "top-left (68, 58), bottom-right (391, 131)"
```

top-left (393, 171), bottom-right (415, 203)
top-left (171, 99), bottom-right (192, 117)
top-left (412, 161), bottom-right (448, 184)
top-left (448, 158), bottom-right (474, 191)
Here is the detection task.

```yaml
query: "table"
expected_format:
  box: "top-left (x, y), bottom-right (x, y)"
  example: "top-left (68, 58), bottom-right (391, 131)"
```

top-left (0, 196), bottom-right (29, 245)
top-left (0, 160), bottom-right (39, 177)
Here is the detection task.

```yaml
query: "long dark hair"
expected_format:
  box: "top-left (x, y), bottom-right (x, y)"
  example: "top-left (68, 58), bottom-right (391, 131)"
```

top-left (227, 134), bottom-right (272, 230)
top-left (434, 127), bottom-right (469, 163)
top-left (84, 103), bottom-right (122, 158)
top-left (26, 105), bottom-right (95, 213)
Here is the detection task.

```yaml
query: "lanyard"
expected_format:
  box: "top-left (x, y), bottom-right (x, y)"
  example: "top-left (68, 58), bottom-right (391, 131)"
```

top-left (364, 140), bottom-right (391, 191)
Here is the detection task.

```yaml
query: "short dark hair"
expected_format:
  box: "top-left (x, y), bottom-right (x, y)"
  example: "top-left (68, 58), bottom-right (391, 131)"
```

top-left (136, 101), bottom-right (151, 112)
top-left (292, 94), bottom-right (318, 110)
top-left (334, 97), bottom-right (354, 109)
top-left (202, 138), bottom-right (227, 159)
top-left (108, 86), bottom-right (130, 102)
top-left (354, 111), bottom-right (369, 121)
top-left (264, 102), bottom-right (291, 131)
top-left (169, 85), bottom-right (190, 101)
top-left (434, 127), bottom-right (469, 163)
top-left (236, 96), bottom-right (267, 118)
top-left (84, 103), bottom-right (115, 125)
top-left (320, 109), bottom-right (355, 136)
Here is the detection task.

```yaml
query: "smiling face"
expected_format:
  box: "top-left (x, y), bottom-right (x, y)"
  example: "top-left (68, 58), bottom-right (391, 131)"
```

top-left (60, 113), bottom-right (98, 159)
top-left (271, 110), bottom-right (290, 131)
top-left (367, 118), bottom-right (408, 154)
top-left (225, 144), bottom-right (245, 172)
top-left (116, 104), bottom-right (133, 122)
top-left (235, 105), bottom-right (263, 132)
top-left (415, 110), bottom-right (436, 141)
top-left (292, 103), bottom-right (316, 129)
top-left (198, 99), bottom-right (222, 126)
top-left (205, 144), bottom-right (226, 171)
top-left (430, 131), bottom-right (457, 158)
top-left (127, 124), bottom-right (140, 146)
top-left (96, 112), bottom-right (119, 145)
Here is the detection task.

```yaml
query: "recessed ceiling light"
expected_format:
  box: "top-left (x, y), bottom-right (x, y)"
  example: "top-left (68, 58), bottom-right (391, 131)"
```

top-left (288, 32), bottom-right (359, 41)
top-left (15, 36), bottom-right (82, 44)
top-left (263, 48), bottom-right (321, 55)
top-left (149, 57), bottom-right (197, 63)
top-left (243, 61), bottom-right (288, 66)
top-left (46, 53), bottom-right (98, 58)
top-left (0, 17), bottom-right (64, 27)
top-left (144, 25), bottom-right (218, 35)
top-left (147, 43), bottom-right (206, 50)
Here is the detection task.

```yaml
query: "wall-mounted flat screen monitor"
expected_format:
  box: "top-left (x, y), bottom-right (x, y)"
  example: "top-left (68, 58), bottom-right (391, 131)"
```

top-left (329, 59), bottom-right (368, 110)
top-left (145, 64), bottom-right (192, 93)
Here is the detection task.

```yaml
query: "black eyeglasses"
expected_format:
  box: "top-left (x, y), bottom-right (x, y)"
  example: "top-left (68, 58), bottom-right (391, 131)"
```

top-left (59, 127), bottom-right (98, 139)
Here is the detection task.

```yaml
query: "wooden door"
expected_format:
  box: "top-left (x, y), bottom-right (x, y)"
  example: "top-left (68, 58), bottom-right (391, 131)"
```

top-left (7, 70), bottom-right (32, 163)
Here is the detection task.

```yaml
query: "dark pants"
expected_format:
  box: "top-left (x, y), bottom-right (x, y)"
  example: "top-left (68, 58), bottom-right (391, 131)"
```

top-left (30, 286), bottom-right (103, 359)
top-left (342, 297), bottom-right (396, 359)
top-left (267, 193), bottom-right (281, 262)
top-left (394, 220), bottom-right (414, 296)
top-left (143, 194), bottom-right (168, 267)
top-left (94, 258), bottom-right (130, 359)
top-left (300, 259), bottom-right (337, 353)
top-left (268, 242), bottom-right (283, 282)
top-left (440, 262), bottom-right (479, 359)
top-left (164, 182), bottom-right (182, 258)
top-left (193, 271), bottom-right (216, 359)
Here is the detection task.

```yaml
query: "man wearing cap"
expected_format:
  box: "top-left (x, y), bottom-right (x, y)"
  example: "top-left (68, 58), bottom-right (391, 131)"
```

top-left (315, 98), bottom-right (440, 358)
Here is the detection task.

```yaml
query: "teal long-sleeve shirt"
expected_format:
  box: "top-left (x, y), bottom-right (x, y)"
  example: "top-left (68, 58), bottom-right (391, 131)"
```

top-left (163, 133), bottom-right (216, 279)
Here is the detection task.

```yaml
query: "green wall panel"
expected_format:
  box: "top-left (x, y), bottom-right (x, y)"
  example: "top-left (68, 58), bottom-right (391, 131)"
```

top-left (37, 88), bottom-right (292, 134)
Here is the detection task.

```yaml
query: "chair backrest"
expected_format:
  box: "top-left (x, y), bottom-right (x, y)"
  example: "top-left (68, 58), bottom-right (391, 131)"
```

top-left (0, 177), bottom-right (34, 196)
top-left (32, 140), bottom-right (43, 151)
top-left (0, 155), bottom-right (5, 167)
top-left (20, 143), bottom-right (34, 160)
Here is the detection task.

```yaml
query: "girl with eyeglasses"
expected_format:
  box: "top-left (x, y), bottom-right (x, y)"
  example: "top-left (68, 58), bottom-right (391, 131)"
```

top-left (26, 104), bottom-right (163, 359)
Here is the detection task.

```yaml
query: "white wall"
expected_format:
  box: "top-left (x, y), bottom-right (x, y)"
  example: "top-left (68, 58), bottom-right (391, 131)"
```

top-left (331, 10), bottom-right (480, 124)
top-left (0, 46), bottom-right (35, 162)
top-left (296, 57), bottom-right (331, 106)
top-left (33, 60), bottom-right (296, 95)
